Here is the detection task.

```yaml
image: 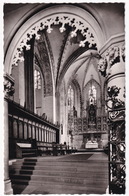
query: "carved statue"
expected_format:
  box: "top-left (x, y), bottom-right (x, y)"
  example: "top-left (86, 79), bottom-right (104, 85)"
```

top-left (73, 106), bottom-right (77, 117)
top-left (88, 104), bottom-right (96, 124)
top-left (98, 57), bottom-right (107, 77)
top-left (4, 79), bottom-right (15, 97)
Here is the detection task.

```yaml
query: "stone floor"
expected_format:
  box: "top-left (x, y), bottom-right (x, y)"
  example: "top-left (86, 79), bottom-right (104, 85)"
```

top-left (10, 152), bottom-right (109, 194)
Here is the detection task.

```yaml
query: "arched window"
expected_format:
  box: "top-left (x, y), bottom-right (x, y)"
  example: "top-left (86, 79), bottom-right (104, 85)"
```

top-left (34, 68), bottom-right (43, 115)
top-left (68, 85), bottom-right (74, 111)
top-left (34, 70), bottom-right (41, 89)
top-left (89, 85), bottom-right (96, 105)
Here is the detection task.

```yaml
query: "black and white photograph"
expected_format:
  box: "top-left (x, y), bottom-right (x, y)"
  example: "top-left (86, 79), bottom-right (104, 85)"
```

top-left (2, 1), bottom-right (127, 195)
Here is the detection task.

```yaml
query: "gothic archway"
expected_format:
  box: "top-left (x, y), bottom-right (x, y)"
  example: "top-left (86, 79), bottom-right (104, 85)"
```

top-left (4, 3), bottom-right (125, 194)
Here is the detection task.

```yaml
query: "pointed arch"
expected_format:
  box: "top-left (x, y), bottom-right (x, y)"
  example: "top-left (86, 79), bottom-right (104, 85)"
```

top-left (82, 78), bottom-right (102, 117)
top-left (4, 4), bottom-right (105, 75)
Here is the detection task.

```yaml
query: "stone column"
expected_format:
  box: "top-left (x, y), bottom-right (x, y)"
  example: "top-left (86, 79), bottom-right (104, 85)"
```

top-left (24, 36), bottom-right (35, 112)
top-left (4, 74), bottom-right (15, 194)
top-left (98, 38), bottom-right (125, 194)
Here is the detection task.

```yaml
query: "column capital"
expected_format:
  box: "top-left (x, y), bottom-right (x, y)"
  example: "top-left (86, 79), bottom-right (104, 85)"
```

top-left (4, 74), bottom-right (15, 98)
top-left (98, 44), bottom-right (125, 78)
top-left (98, 39), bottom-right (125, 110)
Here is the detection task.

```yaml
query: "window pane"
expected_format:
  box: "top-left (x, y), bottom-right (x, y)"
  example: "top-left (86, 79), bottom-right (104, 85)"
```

top-left (34, 69), bottom-right (41, 89)
top-left (68, 85), bottom-right (74, 111)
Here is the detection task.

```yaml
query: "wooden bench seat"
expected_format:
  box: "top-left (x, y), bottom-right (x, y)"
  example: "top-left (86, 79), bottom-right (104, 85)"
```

top-left (15, 139), bottom-right (37, 158)
top-left (37, 142), bottom-right (53, 156)
top-left (37, 142), bottom-right (67, 156)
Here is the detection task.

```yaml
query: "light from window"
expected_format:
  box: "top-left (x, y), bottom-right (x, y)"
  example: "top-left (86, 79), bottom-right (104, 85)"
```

top-left (34, 70), bottom-right (41, 89)
top-left (89, 85), bottom-right (96, 105)
top-left (68, 85), bottom-right (74, 111)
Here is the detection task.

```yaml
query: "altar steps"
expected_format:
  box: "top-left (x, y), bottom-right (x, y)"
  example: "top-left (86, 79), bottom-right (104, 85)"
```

top-left (9, 152), bottom-right (108, 194)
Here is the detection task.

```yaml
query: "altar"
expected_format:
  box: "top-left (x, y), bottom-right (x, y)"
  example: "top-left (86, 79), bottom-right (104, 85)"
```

top-left (85, 141), bottom-right (98, 149)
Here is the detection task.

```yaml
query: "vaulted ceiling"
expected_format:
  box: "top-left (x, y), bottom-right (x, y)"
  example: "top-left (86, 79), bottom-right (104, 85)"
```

top-left (4, 3), bottom-right (125, 94)
top-left (34, 23), bottom-right (100, 92)
top-left (33, 21), bottom-right (100, 92)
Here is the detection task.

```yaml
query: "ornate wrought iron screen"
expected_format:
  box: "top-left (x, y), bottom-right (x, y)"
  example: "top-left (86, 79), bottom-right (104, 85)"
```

top-left (108, 108), bottom-right (125, 194)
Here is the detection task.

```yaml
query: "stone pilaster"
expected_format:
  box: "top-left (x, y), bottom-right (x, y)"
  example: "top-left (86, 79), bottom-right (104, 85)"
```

top-left (4, 74), bottom-right (15, 194)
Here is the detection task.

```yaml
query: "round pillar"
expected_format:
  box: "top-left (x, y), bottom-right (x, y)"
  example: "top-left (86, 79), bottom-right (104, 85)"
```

top-left (98, 41), bottom-right (125, 194)
top-left (4, 74), bottom-right (15, 194)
